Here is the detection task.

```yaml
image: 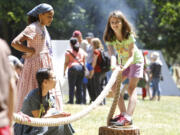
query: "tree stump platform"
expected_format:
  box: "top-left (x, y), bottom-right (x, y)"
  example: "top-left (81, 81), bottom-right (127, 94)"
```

top-left (99, 125), bottom-right (140, 135)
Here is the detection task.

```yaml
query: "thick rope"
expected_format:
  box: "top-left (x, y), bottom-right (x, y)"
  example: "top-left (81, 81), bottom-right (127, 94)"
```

top-left (107, 73), bottom-right (122, 126)
top-left (13, 68), bottom-right (121, 127)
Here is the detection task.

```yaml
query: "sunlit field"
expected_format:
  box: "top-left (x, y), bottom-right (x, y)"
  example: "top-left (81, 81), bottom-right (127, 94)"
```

top-left (64, 96), bottom-right (180, 135)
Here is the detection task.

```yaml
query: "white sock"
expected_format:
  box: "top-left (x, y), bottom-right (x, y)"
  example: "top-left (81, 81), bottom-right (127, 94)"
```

top-left (124, 114), bottom-right (132, 121)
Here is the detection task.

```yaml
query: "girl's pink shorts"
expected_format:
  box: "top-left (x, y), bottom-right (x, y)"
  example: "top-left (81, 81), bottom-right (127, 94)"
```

top-left (122, 63), bottom-right (144, 79)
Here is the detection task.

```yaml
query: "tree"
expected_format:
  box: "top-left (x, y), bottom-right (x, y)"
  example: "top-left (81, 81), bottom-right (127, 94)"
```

top-left (152, 0), bottom-right (180, 64)
top-left (0, 0), bottom-right (179, 64)
top-left (126, 0), bottom-right (180, 65)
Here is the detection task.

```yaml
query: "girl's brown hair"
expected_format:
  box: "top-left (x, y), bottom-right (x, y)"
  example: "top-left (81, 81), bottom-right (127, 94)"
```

top-left (91, 38), bottom-right (104, 50)
top-left (103, 10), bottom-right (135, 42)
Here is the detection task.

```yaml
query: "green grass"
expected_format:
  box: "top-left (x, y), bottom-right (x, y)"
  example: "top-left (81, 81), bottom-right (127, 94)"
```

top-left (63, 96), bottom-right (180, 135)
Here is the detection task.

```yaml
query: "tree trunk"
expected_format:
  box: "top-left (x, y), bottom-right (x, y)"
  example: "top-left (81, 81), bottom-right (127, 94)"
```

top-left (99, 126), bottom-right (140, 135)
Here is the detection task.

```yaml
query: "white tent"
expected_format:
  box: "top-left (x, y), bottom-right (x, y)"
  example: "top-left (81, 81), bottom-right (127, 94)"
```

top-left (52, 40), bottom-right (180, 96)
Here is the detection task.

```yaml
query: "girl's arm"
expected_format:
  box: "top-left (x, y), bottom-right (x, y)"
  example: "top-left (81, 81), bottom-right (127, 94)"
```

top-left (11, 33), bottom-right (35, 54)
top-left (31, 109), bottom-right (71, 118)
top-left (64, 54), bottom-right (69, 76)
top-left (89, 54), bottom-right (98, 78)
top-left (43, 111), bottom-right (71, 118)
top-left (121, 43), bottom-right (134, 71)
top-left (107, 45), bottom-right (117, 70)
top-left (42, 108), bottom-right (71, 118)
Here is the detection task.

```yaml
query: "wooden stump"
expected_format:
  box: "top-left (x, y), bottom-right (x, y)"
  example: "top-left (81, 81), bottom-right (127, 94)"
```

top-left (99, 126), bottom-right (140, 135)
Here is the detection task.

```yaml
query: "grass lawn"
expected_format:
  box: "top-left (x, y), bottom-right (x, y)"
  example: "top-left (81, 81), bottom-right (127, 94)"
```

top-left (64, 96), bottom-right (180, 135)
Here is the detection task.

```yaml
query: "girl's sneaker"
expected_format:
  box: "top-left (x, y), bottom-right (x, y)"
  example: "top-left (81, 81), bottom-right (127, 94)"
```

top-left (113, 116), bottom-right (133, 126)
top-left (109, 113), bottom-right (124, 124)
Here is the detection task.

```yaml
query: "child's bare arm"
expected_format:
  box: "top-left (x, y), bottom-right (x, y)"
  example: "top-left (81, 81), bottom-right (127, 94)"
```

top-left (43, 108), bottom-right (71, 118)
top-left (107, 45), bottom-right (117, 70)
top-left (11, 33), bottom-right (35, 53)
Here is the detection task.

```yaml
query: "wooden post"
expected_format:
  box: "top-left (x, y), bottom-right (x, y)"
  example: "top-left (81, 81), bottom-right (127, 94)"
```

top-left (99, 126), bottom-right (140, 135)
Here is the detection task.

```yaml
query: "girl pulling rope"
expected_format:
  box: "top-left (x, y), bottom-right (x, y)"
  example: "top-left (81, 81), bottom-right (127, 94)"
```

top-left (104, 10), bottom-right (144, 126)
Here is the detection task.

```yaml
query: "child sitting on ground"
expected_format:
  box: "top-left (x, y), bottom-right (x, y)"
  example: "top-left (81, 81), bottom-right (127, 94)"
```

top-left (14, 68), bottom-right (74, 135)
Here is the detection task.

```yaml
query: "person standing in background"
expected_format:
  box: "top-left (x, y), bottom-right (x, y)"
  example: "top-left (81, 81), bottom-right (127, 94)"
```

top-left (173, 64), bottom-right (180, 87)
top-left (141, 50), bottom-right (151, 100)
top-left (72, 30), bottom-right (89, 104)
top-left (72, 30), bottom-right (88, 52)
top-left (64, 38), bottom-right (86, 104)
top-left (89, 38), bottom-right (106, 105)
top-left (0, 39), bottom-right (16, 135)
top-left (150, 52), bottom-right (163, 101)
top-left (85, 32), bottom-right (95, 104)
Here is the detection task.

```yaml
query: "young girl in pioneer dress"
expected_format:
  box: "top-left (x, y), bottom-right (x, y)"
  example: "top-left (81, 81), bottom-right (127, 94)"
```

top-left (11, 3), bottom-right (62, 112)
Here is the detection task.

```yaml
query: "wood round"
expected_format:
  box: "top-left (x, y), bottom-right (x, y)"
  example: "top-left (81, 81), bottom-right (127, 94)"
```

top-left (99, 126), bottom-right (140, 135)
